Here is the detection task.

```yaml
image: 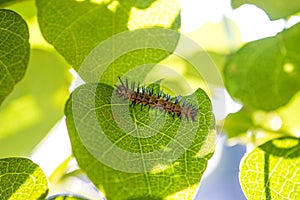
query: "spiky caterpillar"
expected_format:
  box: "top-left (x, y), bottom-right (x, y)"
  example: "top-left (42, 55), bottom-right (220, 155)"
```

top-left (115, 77), bottom-right (199, 121)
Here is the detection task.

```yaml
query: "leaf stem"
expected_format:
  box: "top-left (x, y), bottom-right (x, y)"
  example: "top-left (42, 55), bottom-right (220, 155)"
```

top-left (48, 155), bottom-right (74, 185)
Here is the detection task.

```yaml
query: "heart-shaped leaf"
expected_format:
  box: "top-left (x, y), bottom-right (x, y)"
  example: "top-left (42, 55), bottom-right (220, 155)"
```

top-left (65, 82), bottom-right (215, 200)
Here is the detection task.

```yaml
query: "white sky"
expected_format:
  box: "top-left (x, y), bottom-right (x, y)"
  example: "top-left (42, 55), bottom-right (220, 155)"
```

top-left (179, 0), bottom-right (300, 42)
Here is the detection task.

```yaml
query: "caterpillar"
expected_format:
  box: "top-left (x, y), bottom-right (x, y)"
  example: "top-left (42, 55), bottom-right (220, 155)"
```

top-left (115, 77), bottom-right (199, 121)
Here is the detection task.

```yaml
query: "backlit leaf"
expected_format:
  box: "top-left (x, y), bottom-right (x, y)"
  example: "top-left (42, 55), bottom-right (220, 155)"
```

top-left (0, 9), bottom-right (30, 105)
top-left (65, 82), bottom-right (215, 200)
top-left (0, 157), bottom-right (48, 199)
top-left (36, 0), bottom-right (180, 71)
top-left (224, 22), bottom-right (300, 111)
top-left (240, 137), bottom-right (300, 200)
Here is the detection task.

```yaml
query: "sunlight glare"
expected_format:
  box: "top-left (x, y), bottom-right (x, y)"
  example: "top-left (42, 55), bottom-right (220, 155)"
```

top-left (283, 62), bottom-right (295, 73)
top-left (107, 0), bottom-right (119, 12)
top-left (90, 0), bottom-right (104, 4)
top-left (269, 115), bottom-right (282, 131)
top-left (150, 164), bottom-right (170, 173)
top-left (179, 0), bottom-right (231, 33)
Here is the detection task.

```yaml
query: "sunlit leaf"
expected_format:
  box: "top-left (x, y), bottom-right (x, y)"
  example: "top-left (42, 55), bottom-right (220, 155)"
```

top-left (240, 137), bottom-right (300, 200)
top-left (65, 82), bottom-right (215, 200)
top-left (0, 49), bottom-right (72, 157)
top-left (232, 0), bottom-right (300, 20)
top-left (0, 157), bottom-right (48, 199)
top-left (0, 9), bottom-right (30, 105)
top-left (36, 0), bottom-right (180, 70)
top-left (77, 28), bottom-right (180, 85)
top-left (224, 22), bottom-right (300, 111)
top-left (278, 91), bottom-right (300, 136)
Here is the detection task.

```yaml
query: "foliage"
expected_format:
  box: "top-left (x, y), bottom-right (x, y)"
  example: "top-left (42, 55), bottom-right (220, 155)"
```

top-left (65, 83), bottom-right (214, 199)
top-left (0, 9), bottom-right (29, 106)
top-left (0, 0), bottom-right (300, 200)
top-left (240, 137), bottom-right (300, 200)
top-left (224, 2), bottom-right (300, 199)
top-left (224, 23), bottom-right (300, 110)
top-left (0, 157), bottom-right (48, 199)
top-left (36, 0), bottom-right (180, 71)
top-left (0, 48), bottom-right (71, 157)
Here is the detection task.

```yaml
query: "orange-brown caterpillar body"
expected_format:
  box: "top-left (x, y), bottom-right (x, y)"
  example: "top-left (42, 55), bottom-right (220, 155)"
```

top-left (115, 77), bottom-right (199, 121)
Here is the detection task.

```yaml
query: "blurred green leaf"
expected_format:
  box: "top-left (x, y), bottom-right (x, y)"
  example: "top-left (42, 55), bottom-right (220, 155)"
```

top-left (224, 22), bottom-right (300, 111)
top-left (186, 50), bottom-right (228, 87)
top-left (278, 91), bottom-right (300, 135)
top-left (36, 0), bottom-right (180, 70)
top-left (5, 0), bottom-right (37, 21)
top-left (186, 17), bottom-right (242, 53)
top-left (224, 108), bottom-right (254, 138)
top-left (0, 48), bottom-right (72, 157)
top-left (240, 137), bottom-right (300, 200)
top-left (65, 82), bottom-right (215, 200)
top-left (0, 157), bottom-right (48, 199)
top-left (232, 0), bottom-right (300, 20)
top-left (0, 0), bottom-right (21, 7)
top-left (0, 9), bottom-right (30, 106)
top-left (207, 51), bottom-right (228, 72)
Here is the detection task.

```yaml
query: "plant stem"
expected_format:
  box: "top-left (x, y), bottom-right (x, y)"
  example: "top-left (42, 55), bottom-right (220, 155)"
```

top-left (49, 155), bottom-right (74, 185)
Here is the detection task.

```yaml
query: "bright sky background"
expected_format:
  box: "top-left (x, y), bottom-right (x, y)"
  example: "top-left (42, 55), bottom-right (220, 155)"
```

top-left (179, 0), bottom-right (288, 41)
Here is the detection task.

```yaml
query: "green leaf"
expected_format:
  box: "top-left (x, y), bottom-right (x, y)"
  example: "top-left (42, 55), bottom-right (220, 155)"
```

top-left (224, 22), bottom-right (300, 111)
top-left (0, 48), bottom-right (72, 157)
top-left (0, 0), bottom-right (20, 7)
top-left (231, 0), bottom-right (300, 20)
top-left (186, 17), bottom-right (242, 53)
top-left (36, 0), bottom-right (180, 70)
top-left (5, 0), bottom-right (38, 21)
top-left (65, 82), bottom-right (215, 200)
top-left (78, 28), bottom-right (180, 85)
top-left (240, 137), bottom-right (300, 200)
top-left (224, 108), bottom-right (254, 138)
top-left (0, 9), bottom-right (30, 106)
top-left (0, 157), bottom-right (48, 199)
top-left (278, 91), bottom-right (300, 135)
